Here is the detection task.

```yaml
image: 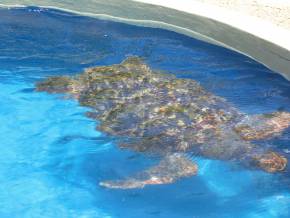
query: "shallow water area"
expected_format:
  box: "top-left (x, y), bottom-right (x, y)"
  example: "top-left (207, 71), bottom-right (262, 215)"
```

top-left (0, 6), bottom-right (290, 218)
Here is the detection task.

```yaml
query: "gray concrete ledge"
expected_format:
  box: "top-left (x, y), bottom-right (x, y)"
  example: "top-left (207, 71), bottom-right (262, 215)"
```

top-left (1, 0), bottom-right (290, 80)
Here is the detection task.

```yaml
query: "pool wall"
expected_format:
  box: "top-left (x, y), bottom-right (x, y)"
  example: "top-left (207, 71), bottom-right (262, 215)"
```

top-left (1, 0), bottom-right (290, 80)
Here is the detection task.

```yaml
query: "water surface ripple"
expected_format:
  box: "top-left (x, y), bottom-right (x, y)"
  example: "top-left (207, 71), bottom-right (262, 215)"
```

top-left (0, 6), bottom-right (290, 218)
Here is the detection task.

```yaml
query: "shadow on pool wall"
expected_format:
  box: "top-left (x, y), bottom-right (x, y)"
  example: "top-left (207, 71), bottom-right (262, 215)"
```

top-left (0, 6), bottom-right (290, 218)
top-left (1, 6), bottom-right (290, 115)
top-left (1, 0), bottom-right (290, 81)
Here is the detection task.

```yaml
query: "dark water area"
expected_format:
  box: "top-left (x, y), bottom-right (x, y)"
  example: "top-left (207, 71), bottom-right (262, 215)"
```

top-left (0, 6), bottom-right (290, 218)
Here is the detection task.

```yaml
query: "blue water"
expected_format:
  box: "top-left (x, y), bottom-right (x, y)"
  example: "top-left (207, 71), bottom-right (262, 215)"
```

top-left (0, 7), bottom-right (290, 218)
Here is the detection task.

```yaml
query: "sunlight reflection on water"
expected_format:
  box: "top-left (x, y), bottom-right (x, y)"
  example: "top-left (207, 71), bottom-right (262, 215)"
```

top-left (0, 6), bottom-right (289, 218)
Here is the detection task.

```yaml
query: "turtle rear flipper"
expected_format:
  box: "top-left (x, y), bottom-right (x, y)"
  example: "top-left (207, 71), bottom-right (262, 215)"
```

top-left (235, 112), bottom-right (290, 140)
top-left (99, 154), bottom-right (198, 189)
top-left (251, 151), bottom-right (287, 173)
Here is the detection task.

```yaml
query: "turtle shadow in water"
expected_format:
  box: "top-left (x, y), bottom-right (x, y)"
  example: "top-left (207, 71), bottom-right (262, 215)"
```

top-left (42, 131), bottom-right (290, 217)
top-left (55, 141), bottom-right (289, 218)
top-left (36, 56), bottom-right (290, 189)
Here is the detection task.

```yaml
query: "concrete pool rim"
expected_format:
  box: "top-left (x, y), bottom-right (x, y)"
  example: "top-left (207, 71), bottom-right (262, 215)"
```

top-left (1, 0), bottom-right (290, 80)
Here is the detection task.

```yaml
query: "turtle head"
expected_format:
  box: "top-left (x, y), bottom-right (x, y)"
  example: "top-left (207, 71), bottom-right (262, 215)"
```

top-left (36, 76), bottom-right (74, 93)
top-left (252, 151), bottom-right (287, 173)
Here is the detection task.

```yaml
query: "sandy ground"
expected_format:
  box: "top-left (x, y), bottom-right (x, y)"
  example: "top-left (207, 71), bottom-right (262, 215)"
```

top-left (196, 0), bottom-right (290, 29)
top-left (1, 0), bottom-right (290, 29)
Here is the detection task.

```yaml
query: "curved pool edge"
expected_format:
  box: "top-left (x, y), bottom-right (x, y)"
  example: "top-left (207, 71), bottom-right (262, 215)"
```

top-left (1, 0), bottom-right (290, 80)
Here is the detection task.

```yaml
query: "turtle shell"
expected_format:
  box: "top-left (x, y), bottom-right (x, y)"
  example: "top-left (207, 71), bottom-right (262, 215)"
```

top-left (36, 57), bottom-right (243, 154)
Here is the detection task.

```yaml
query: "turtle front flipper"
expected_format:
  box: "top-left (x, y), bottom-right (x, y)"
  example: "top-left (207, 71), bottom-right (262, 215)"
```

top-left (234, 112), bottom-right (290, 140)
top-left (99, 154), bottom-right (198, 189)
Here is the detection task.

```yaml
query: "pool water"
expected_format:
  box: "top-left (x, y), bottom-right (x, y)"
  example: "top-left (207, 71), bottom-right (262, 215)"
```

top-left (0, 7), bottom-right (290, 218)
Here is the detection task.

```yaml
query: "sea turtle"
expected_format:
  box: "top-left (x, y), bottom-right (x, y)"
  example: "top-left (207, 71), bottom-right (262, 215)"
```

top-left (36, 57), bottom-right (290, 189)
